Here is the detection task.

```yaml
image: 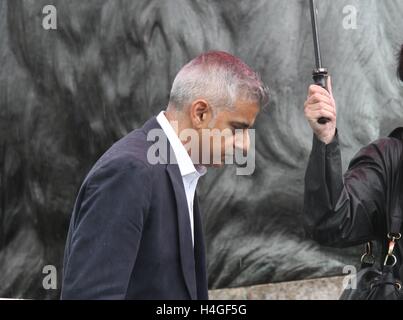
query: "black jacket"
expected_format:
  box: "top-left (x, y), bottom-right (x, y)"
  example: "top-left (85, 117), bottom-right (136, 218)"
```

top-left (61, 117), bottom-right (208, 300)
top-left (303, 129), bottom-right (403, 273)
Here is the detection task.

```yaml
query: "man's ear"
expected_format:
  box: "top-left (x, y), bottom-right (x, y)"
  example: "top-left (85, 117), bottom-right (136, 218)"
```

top-left (190, 100), bottom-right (212, 129)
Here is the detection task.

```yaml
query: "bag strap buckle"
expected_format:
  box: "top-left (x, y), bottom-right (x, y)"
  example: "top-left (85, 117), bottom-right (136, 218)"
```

top-left (361, 242), bottom-right (375, 265)
top-left (384, 233), bottom-right (401, 267)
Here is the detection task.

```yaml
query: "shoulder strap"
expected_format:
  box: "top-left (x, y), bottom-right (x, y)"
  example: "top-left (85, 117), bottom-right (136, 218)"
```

top-left (388, 128), bottom-right (403, 235)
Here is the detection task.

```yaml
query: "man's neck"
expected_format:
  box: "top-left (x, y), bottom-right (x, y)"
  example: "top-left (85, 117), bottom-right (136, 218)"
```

top-left (165, 110), bottom-right (190, 145)
top-left (164, 109), bottom-right (201, 165)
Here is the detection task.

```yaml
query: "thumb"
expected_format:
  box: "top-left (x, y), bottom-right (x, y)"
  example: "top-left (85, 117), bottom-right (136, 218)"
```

top-left (327, 76), bottom-right (337, 112)
top-left (327, 76), bottom-right (333, 97)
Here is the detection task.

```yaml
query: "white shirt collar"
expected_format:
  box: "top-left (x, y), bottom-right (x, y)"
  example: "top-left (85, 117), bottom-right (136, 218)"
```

top-left (156, 111), bottom-right (207, 178)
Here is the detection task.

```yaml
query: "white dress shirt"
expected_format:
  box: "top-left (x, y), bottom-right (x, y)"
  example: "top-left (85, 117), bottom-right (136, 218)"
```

top-left (156, 111), bottom-right (207, 247)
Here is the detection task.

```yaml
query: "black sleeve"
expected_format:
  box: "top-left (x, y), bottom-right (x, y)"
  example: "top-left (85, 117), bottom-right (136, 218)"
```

top-left (61, 161), bottom-right (152, 299)
top-left (303, 132), bottom-right (394, 248)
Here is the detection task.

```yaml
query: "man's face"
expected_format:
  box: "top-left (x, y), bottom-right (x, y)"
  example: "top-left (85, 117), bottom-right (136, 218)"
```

top-left (199, 100), bottom-right (260, 167)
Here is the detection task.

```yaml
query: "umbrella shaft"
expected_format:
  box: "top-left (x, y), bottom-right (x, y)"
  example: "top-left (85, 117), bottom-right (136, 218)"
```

top-left (310, 0), bottom-right (322, 69)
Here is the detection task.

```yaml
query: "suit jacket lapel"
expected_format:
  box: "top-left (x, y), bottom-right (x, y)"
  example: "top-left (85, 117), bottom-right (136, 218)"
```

top-left (144, 116), bottom-right (200, 300)
top-left (166, 164), bottom-right (198, 300)
top-left (193, 193), bottom-right (209, 300)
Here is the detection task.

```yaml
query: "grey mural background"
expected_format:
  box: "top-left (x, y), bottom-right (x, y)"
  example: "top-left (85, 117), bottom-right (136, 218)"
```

top-left (1, 0), bottom-right (403, 299)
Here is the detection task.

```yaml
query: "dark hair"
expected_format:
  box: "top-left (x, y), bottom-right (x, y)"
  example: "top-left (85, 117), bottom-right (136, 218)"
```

top-left (398, 45), bottom-right (403, 81)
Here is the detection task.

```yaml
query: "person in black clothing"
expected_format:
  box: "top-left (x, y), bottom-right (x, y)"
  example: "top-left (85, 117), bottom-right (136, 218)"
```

top-left (303, 46), bottom-right (403, 280)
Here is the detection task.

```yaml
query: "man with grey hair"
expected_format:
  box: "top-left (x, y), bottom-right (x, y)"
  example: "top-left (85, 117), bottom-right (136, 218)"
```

top-left (61, 51), bottom-right (268, 300)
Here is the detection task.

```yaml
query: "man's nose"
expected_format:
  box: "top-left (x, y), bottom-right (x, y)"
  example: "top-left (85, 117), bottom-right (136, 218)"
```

top-left (234, 130), bottom-right (250, 154)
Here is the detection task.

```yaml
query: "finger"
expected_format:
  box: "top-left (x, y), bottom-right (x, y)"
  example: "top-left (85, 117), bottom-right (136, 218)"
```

top-left (308, 84), bottom-right (332, 99)
top-left (305, 102), bottom-right (336, 116)
top-left (307, 93), bottom-right (333, 106)
top-left (305, 103), bottom-right (337, 116)
top-left (306, 109), bottom-right (336, 122)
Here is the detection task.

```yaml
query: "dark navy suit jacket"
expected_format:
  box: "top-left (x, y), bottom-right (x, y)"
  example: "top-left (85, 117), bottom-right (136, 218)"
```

top-left (61, 117), bottom-right (209, 300)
